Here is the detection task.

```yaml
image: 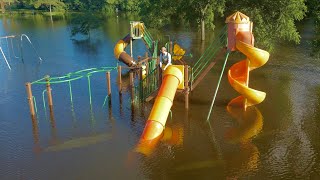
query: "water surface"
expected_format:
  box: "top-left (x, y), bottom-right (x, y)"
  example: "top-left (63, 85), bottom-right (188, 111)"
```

top-left (0, 14), bottom-right (319, 179)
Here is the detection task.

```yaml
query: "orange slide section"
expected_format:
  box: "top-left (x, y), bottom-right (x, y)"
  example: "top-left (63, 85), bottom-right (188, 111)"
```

top-left (135, 66), bottom-right (183, 156)
top-left (114, 34), bottom-right (136, 67)
top-left (228, 31), bottom-right (269, 108)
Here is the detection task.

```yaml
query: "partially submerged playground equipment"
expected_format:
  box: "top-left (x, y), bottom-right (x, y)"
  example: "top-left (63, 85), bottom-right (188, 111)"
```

top-left (134, 11), bottom-right (269, 155)
top-left (25, 12), bottom-right (269, 156)
top-left (0, 34), bottom-right (42, 70)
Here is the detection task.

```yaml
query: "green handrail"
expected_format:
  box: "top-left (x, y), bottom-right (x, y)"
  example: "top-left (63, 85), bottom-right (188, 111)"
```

top-left (31, 67), bottom-right (117, 84)
top-left (30, 66), bottom-right (118, 116)
top-left (142, 24), bottom-right (154, 50)
top-left (191, 25), bottom-right (228, 84)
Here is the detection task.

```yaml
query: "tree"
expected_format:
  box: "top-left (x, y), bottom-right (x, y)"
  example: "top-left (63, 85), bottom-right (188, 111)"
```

top-left (306, 0), bottom-right (320, 58)
top-left (181, 0), bottom-right (225, 40)
top-left (226, 0), bottom-right (307, 50)
top-left (33, 0), bottom-right (66, 16)
top-left (1, 0), bottom-right (15, 13)
top-left (1, 0), bottom-right (5, 13)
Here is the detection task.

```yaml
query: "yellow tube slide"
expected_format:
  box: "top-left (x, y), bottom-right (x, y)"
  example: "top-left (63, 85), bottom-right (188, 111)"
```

top-left (228, 32), bottom-right (269, 107)
top-left (114, 34), bottom-right (136, 67)
top-left (135, 66), bottom-right (183, 155)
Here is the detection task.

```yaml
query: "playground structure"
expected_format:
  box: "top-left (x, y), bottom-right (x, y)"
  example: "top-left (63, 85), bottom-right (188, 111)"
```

top-left (0, 34), bottom-right (42, 70)
top-left (25, 12), bottom-right (268, 156)
top-left (134, 12), bottom-right (269, 155)
top-left (225, 12), bottom-right (269, 110)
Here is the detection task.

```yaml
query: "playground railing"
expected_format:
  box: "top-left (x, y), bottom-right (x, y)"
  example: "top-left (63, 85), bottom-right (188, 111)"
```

top-left (190, 25), bottom-right (227, 85)
top-left (28, 67), bottom-right (117, 115)
top-left (135, 66), bottom-right (160, 102)
top-left (142, 24), bottom-right (154, 50)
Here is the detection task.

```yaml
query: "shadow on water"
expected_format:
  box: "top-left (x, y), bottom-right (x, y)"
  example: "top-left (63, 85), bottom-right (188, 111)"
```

top-left (71, 38), bottom-right (102, 55)
top-left (30, 94), bottom-right (118, 154)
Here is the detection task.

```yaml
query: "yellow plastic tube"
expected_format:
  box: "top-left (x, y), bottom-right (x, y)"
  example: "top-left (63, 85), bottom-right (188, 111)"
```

top-left (135, 66), bottom-right (183, 155)
top-left (114, 34), bottom-right (135, 66)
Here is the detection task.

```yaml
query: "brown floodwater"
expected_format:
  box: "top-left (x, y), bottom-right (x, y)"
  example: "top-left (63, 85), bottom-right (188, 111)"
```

top-left (0, 14), bottom-right (319, 179)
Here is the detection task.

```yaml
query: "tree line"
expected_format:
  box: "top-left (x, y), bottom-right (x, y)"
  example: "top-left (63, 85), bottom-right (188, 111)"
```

top-left (0, 0), bottom-right (139, 14)
top-left (1, 0), bottom-right (319, 51)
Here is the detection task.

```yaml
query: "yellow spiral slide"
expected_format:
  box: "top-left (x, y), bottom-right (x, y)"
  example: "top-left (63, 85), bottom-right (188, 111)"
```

top-left (228, 31), bottom-right (269, 108)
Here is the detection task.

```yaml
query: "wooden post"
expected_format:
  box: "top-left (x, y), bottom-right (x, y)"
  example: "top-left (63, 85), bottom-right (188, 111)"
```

top-left (118, 66), bottom-right (122, 94)
top-left (170, 41), bottom-right (173, 55)
top-left (45, 76), bottom-right (53, 107)
top-left (184, 65), bottom-right (189, 109)
top-left (106, 71), bottom-right (111, 96)
top-left (45, 76), bottom-right (56, 129)
top-left (25, 82), bottom-right (36, 117)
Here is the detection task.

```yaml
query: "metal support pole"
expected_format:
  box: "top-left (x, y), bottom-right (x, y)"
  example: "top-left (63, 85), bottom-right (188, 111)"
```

top-left (0, 47), bottom-right (11, 70)
top-left (118, 66), bottom-right (122, 94)
top-left (184, 65), bottom-right (189, 109)
top-left (206, 51), bottom-right (231, 121)
top-left (130, 38), bottom-right (133, 58)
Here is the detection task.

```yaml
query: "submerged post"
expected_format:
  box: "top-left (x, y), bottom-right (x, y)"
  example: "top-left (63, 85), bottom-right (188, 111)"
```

top-left (26, 82), bottom-right (36, 118)
top-left (45, 76), bottom-right (53, 107)
top-left (106, 71), bottom-right (111, 97)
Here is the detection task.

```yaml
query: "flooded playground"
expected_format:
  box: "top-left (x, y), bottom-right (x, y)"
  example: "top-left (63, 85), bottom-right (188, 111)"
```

top-left (0, 14), bottom-right (319, 179)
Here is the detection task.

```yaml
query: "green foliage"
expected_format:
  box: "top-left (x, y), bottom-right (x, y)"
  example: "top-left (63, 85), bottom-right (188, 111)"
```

top-left (138, 0), bottom-right (225, 30)
top-left (139, 0), bottom-right (180, 28)
top-left (4, 0), bottom-right (318, 53)
top-left (226, 0), bottom-right (307, 50)
top-left (32, 0), bottom-right (66, 12)
top-left (306, 0), bottom-right (320, 17)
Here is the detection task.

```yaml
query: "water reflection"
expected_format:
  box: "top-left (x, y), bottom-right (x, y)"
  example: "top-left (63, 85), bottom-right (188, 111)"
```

top-left (1, 13), bottom-right (320, 179)
top-left (225, 106), bottom-right (263, 144)
top-left (134, 124), bottom-right (184, 156)
top-left (31, 115), bottom-right (40, 153)
top-left (224, 105), bottom-right (263, 177)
